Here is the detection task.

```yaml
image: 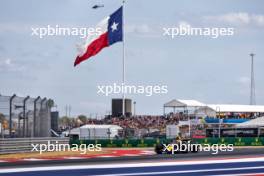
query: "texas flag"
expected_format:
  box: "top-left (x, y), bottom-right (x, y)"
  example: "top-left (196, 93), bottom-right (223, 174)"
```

top-left (74, 7), bottom-right (123, 67)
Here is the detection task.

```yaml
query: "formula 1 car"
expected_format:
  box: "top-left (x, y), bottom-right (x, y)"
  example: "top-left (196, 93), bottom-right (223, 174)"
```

top-left (155, 138), bottom-right (200, 154)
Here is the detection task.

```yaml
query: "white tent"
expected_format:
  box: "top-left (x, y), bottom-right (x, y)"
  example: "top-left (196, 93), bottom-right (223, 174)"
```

top-left (194, 106), bottom-right (216, 117)
top-left (163, 99), bottom-right (206, 114)
top-left (236, 116), bottom-right (264, 127)
top-left (66, 124), bottom-right (123, 139)
top-left (164, 99), bottom-right (206, 108)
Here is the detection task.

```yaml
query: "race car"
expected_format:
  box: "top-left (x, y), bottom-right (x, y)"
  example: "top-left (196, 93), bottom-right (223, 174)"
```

top-left (155, 137), bottom-right (200, 154)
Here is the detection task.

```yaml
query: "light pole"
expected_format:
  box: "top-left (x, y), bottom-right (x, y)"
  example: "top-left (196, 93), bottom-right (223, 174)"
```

top-left (216, 106), bottom-right (221, 138)
top-left (133, 101), bottom-right (136, 116)
top-left (122, 0), bottom-right (126, 117)
top-left (250, 53), bottom-right (256, 105)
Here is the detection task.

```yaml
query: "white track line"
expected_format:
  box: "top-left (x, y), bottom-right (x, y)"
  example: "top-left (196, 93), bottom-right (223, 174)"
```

top-left (123, 154), bottom-right (140, 157)
top-left (0, 157), bottom-right (263, 173)
top-left (96, 155), bottom-right (115, 158)
top-left (213, 173), bottom-right (264, 176)
top-left (64, 157), bottom-right (84, 159)
top-left (23, 158), bottom-right (48, 161)
top-left (140, 151), bottom-right (156, 155)
top-left (88, 166), bottom-right (264, 176)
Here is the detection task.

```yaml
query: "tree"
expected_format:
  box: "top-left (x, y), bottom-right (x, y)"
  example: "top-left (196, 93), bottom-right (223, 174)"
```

top-left (78, 115), bottom-right (87, 124)
top-left (0, 113), bottom-right (8, 130)
top-left (0, 113), bottom-right (5, 123)
top-left (59, 116), bottom-right (71, 126)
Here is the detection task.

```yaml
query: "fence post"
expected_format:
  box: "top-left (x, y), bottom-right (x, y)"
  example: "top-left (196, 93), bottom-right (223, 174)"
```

top-left (9, 94), bottom-right (16, 137)
top-left (33, 96), bottom-right (41, 137)
top-left (23, 96), bottom-right (30, 137)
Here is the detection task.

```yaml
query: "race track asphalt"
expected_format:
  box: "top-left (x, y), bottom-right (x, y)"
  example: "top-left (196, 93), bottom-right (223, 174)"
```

top-left (0, 148), bottom-right (263, 176)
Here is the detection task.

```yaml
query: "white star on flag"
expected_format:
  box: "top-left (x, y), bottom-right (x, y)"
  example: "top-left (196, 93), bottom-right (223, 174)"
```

top-left (111, 22), bottom-right (118, 32)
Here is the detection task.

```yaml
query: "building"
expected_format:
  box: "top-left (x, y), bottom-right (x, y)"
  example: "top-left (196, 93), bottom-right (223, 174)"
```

top-left (112, 98), bottom-right (132, 117)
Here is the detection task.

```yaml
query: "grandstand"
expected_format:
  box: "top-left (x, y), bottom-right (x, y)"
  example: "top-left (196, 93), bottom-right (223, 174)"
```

top-left (164, 99), bottom-right (264, 120)
top-left (163, 99), bottom-right (264, 138)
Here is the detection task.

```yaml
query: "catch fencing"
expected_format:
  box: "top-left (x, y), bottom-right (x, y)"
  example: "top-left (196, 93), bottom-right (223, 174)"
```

top-left (0, 94), bottom-right (53, 137)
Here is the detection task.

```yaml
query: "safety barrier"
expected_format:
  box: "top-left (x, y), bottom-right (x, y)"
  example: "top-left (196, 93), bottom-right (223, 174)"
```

top-left (70, 138), bottom-right (169, 148)
top-left (194, 137), bottom-right (264, 146)
top-left (70, 137), bottom-right (264, 147)
top-left (0, 137), bottom-right (69, 154)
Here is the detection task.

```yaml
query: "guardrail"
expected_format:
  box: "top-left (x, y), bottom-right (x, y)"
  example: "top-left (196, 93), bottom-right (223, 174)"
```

top-left (0, 137), bottom-right (69, 154)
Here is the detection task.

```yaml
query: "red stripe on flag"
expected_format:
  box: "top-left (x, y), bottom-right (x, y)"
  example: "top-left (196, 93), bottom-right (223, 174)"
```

top-left (74, 32), bottom-right (109, 66)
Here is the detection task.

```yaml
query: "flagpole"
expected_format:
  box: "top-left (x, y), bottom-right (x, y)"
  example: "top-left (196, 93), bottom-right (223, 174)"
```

top-left (122, 0), bottom-right (126, 117)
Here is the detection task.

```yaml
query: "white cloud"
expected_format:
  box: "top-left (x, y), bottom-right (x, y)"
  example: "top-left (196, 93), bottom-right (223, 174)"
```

top-left (252, 15), bottom-right (264, 26)
top-left (0, 58), bottom-right (25, 72)
top-left (0, 58), bottom-right (11, 66)
top-left (238, 76), bottom-right (250, 84)
top-left (178, 21), bottom-right (192, 28)
top-left (5, 58), bottom-right (11, 65)
top-left (126, 24), bottom-right (161, 38)
top-left (204, 12), bottom-right (264, 26)
top-left (126, 24), bottom-right (151, 34)
top-left (0, 23), bottom-right (29, 34)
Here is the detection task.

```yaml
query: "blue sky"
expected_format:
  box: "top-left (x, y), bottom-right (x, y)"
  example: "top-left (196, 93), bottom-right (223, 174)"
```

top-left (0, 0), bottom-right (264, 117)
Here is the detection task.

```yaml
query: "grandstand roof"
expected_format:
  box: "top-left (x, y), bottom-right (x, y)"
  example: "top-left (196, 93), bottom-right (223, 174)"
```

top-left (236, 116), bottom-right (264, 127)
top-left (164, 99), bottom-right (264, 114)
top-left (164, 99), bottom-right (206, 107)
top-left (206, 104), bottom-right (264, 113)
top-left (79, 124), bottom-right (122, 129)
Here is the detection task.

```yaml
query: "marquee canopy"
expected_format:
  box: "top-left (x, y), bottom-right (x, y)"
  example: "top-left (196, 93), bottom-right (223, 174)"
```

top-left (164, 99), bottom-right (264, 116)
top-left (164, 99), bottom-right (205, 108)
top-left (206, 104), bottom-right (264, 113)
